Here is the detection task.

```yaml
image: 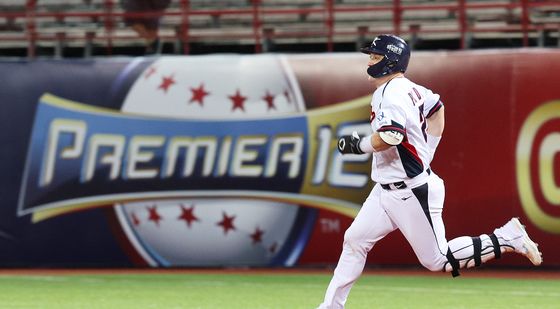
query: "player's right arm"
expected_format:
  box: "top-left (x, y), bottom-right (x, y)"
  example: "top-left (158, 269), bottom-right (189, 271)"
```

top-left (419, 85), bottom-right (445, 159)
top-left (426, 105), bottom-right (444, 160)
top-left (427, 105), bottom-right (444, 137)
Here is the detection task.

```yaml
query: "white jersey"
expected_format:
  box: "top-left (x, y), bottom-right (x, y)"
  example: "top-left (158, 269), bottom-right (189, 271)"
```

top-left (370, 76), bottom-right (443, 185)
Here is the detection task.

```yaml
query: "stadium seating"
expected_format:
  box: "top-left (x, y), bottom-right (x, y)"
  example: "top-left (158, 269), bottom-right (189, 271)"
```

top-left (0, 0), bottom-right (558, 57)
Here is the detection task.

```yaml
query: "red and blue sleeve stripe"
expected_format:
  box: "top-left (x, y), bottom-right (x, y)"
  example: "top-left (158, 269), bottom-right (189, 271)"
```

top-left (377, 120), bottom-right (406, 137)
top-left (426, 100), bottom-right (444, 118)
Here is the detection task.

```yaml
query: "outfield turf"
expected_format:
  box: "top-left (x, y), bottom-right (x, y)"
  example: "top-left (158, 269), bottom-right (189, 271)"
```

top-left (0, 271), bottom-right (558, 309)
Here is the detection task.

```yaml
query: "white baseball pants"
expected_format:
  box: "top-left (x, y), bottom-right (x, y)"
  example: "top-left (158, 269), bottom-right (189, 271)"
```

top-left (318, 172), bottom-right (503, 309)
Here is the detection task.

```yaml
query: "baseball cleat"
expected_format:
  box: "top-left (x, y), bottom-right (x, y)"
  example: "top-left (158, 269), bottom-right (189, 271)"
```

top-left (497, 218), bottom-right (543, 266)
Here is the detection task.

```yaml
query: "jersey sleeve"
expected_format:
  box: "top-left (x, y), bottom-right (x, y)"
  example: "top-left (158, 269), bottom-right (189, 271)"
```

top-left (423, 88), bottom-right (443, 119)
top-left (373, 97), bottom-right (407, 135)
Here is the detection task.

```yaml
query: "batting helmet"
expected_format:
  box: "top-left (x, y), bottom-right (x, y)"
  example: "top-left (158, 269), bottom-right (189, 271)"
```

top-left (361, 34), bottom-right (410, 78)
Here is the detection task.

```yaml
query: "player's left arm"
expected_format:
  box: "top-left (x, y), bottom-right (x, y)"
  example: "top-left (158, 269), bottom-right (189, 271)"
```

top-left (338, 99), bottom-right (405, 154)
top-left (337, 131), bottom-right (393, 154)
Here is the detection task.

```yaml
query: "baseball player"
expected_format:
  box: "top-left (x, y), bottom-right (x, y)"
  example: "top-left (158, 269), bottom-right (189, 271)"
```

top-left (317, 34), bottom-right (543, 309)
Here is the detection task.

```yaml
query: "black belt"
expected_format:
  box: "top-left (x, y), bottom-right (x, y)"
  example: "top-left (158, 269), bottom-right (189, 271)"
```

top-left (381, 181), bottom-right (407, 190)
top-left (380, 168), bottom-right (431, 190)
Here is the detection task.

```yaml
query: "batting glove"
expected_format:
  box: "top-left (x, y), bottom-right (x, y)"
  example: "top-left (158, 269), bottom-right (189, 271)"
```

top-left (338, 131), bottom-right (365, 154)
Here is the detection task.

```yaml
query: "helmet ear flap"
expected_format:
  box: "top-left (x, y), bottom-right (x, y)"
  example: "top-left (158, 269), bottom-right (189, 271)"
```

top-left (367, 57), bottom-right (387, 78)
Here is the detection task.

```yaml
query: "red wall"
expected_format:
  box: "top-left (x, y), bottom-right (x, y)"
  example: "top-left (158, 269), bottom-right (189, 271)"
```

top-left (290, 50), bottom-right (560, 267)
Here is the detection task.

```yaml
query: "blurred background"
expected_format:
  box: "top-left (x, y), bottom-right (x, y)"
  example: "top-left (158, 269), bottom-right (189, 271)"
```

top-left (0, 0), bottom-right (559, 270)
top-left (1, 0), bottom-right (559, 57)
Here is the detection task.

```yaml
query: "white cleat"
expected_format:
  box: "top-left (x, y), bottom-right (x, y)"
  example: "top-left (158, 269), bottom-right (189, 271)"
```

top-left (496, 218), bottom-right (543, 266)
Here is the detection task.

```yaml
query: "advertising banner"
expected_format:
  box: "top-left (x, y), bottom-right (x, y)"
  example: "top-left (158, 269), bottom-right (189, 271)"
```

top-left (0, 51), bottom-right (559, 267)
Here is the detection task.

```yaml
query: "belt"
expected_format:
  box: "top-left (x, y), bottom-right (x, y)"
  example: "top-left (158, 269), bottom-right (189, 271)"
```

top-left (380, 168), bottom-right (431, 190)
top-left (380, 181), bottom-right (407, 190)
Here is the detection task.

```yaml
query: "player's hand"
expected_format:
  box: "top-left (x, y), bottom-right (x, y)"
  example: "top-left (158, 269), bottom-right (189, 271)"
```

top-left (338, 131), bottom-right (365, 154)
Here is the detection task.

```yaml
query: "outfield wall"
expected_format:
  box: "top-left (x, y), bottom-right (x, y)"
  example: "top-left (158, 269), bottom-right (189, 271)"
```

top-left (0, 51), bottom-right (559, 267)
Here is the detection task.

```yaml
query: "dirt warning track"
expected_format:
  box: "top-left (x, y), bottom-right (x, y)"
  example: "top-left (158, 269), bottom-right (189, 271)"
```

top-left (0, 267), bottom-right (558, 280)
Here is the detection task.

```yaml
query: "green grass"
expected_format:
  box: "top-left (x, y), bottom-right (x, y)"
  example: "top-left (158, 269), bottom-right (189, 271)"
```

top-left (0, 272), bottom-right (558, 308)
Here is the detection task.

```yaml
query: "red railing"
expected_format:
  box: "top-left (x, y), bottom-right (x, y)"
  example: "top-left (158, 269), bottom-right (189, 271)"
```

top-left (2, 0), bottom-right (560, 57)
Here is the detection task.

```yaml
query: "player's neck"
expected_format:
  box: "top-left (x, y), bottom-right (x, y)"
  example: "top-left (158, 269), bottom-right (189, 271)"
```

top-left (370, 73), bottom-right (404, 89)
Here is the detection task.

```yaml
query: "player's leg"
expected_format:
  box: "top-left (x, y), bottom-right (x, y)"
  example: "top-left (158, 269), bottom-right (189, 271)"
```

top-left (392, 172), bottom-right (542, 275)
top-left (381, 173), bottom-right (449, 272)
top-left (424, 175), bottom-right (543, 271)
top-left (446, 217), bottom-right (543, 272)
top-left (318, 185), bottom-right (397, 309)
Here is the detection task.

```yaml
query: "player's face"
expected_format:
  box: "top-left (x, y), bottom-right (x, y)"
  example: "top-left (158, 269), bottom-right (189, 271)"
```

top-left (368, 53), bottom-right (384, 66)
top-left (367, 53), bottom-right (384, 82)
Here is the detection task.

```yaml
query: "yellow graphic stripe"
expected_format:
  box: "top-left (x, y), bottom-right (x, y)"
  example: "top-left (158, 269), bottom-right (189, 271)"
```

top-left (40, 93), bottom-right (124, 116)
top-left (30, 191), bottom-right (361, 222)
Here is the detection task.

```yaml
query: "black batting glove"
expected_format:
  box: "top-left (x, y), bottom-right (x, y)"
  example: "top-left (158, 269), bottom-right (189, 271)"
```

top-left (338, 131), bottom-right (365, 154)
